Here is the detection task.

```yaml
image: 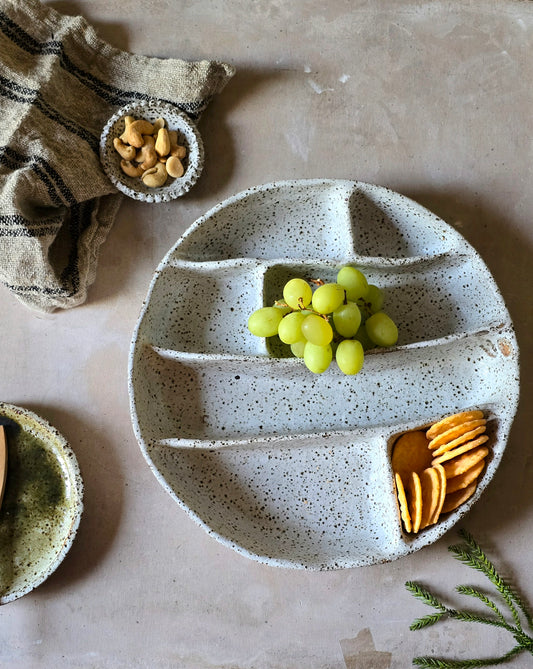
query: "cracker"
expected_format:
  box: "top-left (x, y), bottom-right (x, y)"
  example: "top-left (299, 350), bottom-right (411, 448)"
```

top-left (441, 445), bottom-right (489, 479)
top-left (429, 419), bottom-right (487, 453)
top-left (426, 410), bottom-right (484, 441)
top-left (431, 463), bottom-right (447, 524)
top-left (432, 434), bottom-right (489, 466)
top-left (395, 472), bottom-right (412, 533)
top-left (391, 430), bottom-right (432, 480)
top-left (419, 467), bottom-right (441, 530)
top-left (446, 459), bottom-right (485, 494)
top-left (441, 480), bottom-right (478, 514)
top-left (407, 471), bottom-right (423, 534)
top-left (431, 423), bottom-right (487, 457)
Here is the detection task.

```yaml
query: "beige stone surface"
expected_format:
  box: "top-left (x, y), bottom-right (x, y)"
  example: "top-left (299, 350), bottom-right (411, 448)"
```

top-left (0, 1), bottom-right (532, 667)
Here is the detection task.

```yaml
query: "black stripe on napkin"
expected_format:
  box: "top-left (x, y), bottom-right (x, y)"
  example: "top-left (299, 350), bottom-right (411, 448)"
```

top-left (0, 145), bottom-right (76, 207)
top-left (2, 282), bottom-right (71, 296)
top-left (0, 74), bottom-right (100, 153)
top-left (0, 10), bottom-right (205, 118)
top-left (0, 213), bottom-right (63, 238)
top-left (0, 146), bottom-right (96, 295)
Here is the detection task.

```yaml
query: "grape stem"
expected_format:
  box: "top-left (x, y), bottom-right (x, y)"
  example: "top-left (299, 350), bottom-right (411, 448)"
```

top-left (274, 299), bottom-right (331, 321)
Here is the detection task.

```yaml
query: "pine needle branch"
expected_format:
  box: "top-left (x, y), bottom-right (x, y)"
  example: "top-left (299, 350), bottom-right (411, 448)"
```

top-left (455, 586), bottom-right (508, 627)
top-left (410, 611), bottom-right (449, 631)
top-left (449, 610), bottom-right (512, 632)
top-left (406, 530), bottom-right (533, 667)
top-left (455, 529), bottom-right (533, 630)
top-left (412, 644), bottom-right (524, 668)
top-left (406, 581), bottom-right (448, 612)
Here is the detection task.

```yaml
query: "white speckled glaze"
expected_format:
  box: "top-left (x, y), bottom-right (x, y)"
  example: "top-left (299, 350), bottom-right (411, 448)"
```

top-left (99, 100), bottom-right (204, 202)
top-left (0, 403), bottom-right (83, 603)
top-left (129, 180), bottom-right (519, 569)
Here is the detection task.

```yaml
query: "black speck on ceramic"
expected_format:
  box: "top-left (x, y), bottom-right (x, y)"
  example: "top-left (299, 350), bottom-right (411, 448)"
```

top-left (129, 179), bottom-right (519, 569)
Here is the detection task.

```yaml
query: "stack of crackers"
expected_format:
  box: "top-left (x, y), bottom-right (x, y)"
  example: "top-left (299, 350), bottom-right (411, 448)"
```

top-left (392, 410), bottom-right (490, 534)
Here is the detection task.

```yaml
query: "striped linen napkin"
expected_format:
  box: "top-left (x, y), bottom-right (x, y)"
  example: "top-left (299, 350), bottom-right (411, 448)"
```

top-left (0, 0), bottom-right (234, 312)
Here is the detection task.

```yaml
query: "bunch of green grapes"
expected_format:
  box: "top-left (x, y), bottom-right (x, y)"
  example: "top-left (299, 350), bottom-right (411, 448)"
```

top-left (247, 266), bottom-right (399, 375)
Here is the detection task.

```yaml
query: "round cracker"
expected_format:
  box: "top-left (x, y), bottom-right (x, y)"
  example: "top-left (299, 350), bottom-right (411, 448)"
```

top-left (392, 430), bottom-right (432, 480)
top-left (407, 471), bottom-right (423, 534)
top-left (431, 423), bottom-right (487, 457)
top-left (432, 434), bottom-right (489, 466)
top-left (419, 467), bottom-right (441, 529)
top-left (446, 459), bottom-right (485, 494)
top-left (426, 410), bottom-right (484, 440)
top-left (441, 480), bottom-right (478, 514)
top-left (395, 472), bottom-right (412, 533)
top-left (429, 419), bottom-right (487, 453)
top-left (431, 463), bottom-right (447, 524)
top-left (441, 445), bottom-right (489, 479)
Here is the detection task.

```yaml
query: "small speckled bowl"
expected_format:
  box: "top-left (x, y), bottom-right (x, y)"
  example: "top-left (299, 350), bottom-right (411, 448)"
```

top-left (0, 403), bottom-right (83, 604)
top-left (99, 100), bottom-right (204, 203)
top-left (129, 179), bottom-right (519, 569)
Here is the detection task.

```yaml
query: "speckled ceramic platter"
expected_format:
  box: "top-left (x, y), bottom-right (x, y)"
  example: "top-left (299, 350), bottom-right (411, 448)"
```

top-left (129, 179), bottom-right (519, 569)
top-left (0, 403), bottom-right (83, 603)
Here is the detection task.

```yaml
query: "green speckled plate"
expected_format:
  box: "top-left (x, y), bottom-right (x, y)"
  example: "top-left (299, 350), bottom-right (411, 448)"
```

top-left (0, 403), bottom-right (83, 604)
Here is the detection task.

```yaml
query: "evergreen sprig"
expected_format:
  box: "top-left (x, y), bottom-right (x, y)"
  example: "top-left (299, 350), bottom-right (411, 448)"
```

top-left (406, 529), bottom-right (533, 668)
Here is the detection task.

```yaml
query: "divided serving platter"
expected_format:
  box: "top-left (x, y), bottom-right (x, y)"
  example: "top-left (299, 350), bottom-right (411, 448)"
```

top-left (128, 179), bottom-right (519, 569)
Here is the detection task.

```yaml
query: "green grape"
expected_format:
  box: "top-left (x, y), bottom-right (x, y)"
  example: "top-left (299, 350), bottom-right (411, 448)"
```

top-left (365, 284), bottom-right (384, 313)
top-left (311, 282), bottom-right (345, 314)
top-left (247, 307), bottom-right (283, 337)
top-left (290, 340), bottom-right (306, 358)
top-left (332, 301), bottom-right (362, 338)
top-left (301, 313), bottom-right (333, 346)
top-left (278, 311), bottom-right (306, 344)
top-left (365, 311), bottom-right (399, 347)
top-left (303, 342), bottom-right (333, 374)
top-left (354, 324), bottom-right (375, 351)
top-left (283, 278), bottom-right (312, 310)
top-left (336, 339), bottom-right (364, 375)
top-left (336, 266), bottom-right (369, 301)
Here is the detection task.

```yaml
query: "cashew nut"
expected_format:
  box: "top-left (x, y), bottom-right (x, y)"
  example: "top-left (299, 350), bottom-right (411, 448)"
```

top-left (134, 136), bottom-right (155, 161)
top-left (123, 119), bottom-right (155, 148)
top-left (152, 117), bottom-right (165, 133)
top-left (120, 160), bottom-right (145, 178)
top-left (155, 127), bottom-right (170, 157)
top-left (119, 115), bottom-right (135, 142)
top-left (136, 143), bottom-right (158, 171)
top-left (171, 144), bottom-right (187, 159)
top-left (168, 130), bottom-right (178, 145)
top-left (113, 137), bottom-right (136, 161)
top-left (165, 155), bottom-right (185, 178)
top-left (168, 130), bottom-right (187, 159)
top-left (141, 161), bottom-right (167, 188)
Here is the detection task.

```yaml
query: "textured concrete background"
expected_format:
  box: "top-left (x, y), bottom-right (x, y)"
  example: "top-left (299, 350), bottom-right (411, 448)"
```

top-left (0, 1), bottom-right (532, 667)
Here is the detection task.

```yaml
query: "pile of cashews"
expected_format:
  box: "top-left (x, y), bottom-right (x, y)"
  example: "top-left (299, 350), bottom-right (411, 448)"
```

top-left (113, 116), bottom-right (187, 188)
